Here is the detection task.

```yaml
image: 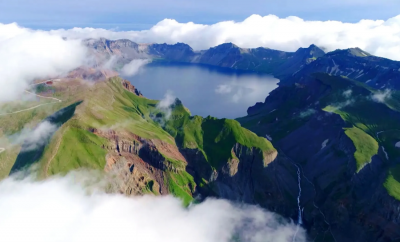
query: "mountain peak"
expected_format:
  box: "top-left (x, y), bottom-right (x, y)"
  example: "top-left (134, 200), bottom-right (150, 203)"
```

top-left (328, 47), bottom-right (372, 57)
top-left (295, 44), bottom-right (325, 58)
top-left (347, 47), bottom-right (371, 57)
top-left (213, 42), bottom-right (239, 49)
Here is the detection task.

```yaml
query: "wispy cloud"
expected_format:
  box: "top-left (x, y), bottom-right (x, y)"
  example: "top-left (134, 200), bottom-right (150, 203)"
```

top-left (342, 89), bottom-right (352, 98)
top-left (120, 59), bottom-right (150, 76)
top-left (325, 99), bottom-right (354, 113)
top-left (299, 108), bottom-right (316, 118)
top-left (0, 171), bottom-right (306, 242)
top-left (8, 121), bottom-right (59, 152)
top-left (156, 90), bottom-right (176, 119)
top-left (215, 79), bottom-right (278, 103)
top-left (215, 84), bottom-right (233, 94)
top-left (371, 89), bottom-right (392, 103)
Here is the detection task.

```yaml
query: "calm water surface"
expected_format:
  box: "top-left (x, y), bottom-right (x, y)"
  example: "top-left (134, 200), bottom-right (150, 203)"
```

top-left (127, 62), bottom-right (279, 119)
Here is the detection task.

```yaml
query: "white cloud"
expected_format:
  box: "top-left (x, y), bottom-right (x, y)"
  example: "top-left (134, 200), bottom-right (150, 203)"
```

top-left (325, 99), bottom-right (354, 113)
top-left (120, 59), bottom-right (151, 76)
top-left (156, 90), bottom-right (176, 119)
top-left (215, 79), bottom-right (278, 103)
top-left (0, 172), bottom-right (305, 242)
top-left (0, 23), bottom-right (88, 103)
top-left (372, 89), bottom-right (392, 103)
top-left (215, 84), bottom-right (233, 94)
top-left (342, 89), bottom-right (352, 98)
top-left (12, 121), bottom-right (59, 151)
top-left (49, 14), bottom-right (400, 60)
top-left (299, 108), bottom-right (316, 118)
top-left (101, 55), bottom-right (118, 70)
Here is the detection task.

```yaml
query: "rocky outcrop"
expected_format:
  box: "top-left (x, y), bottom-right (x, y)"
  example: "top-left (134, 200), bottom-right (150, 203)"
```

top-left (84, 38), bottom-right (149, 65)
top-left (211, 144), bottom-right (298, 217)
top-left (121, 80), bottom-right (143, 96)
top-left (67, 67), bottom-right (118, 82)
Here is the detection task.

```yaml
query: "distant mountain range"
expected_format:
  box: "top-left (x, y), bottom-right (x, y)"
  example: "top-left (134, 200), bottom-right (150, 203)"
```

top-left (1, 38), bottom-right (400, 242)
top-left (85, 38), bottom-right (400, 90)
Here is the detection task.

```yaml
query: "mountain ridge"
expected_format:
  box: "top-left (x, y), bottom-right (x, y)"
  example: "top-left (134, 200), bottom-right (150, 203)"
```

top-left (85, 38), bottom-right (400, 90)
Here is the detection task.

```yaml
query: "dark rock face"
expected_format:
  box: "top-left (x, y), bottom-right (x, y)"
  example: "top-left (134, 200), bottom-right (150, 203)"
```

top-left (213, 144), bottom-right (298, 217)
top-left (283, 49), bottom-right (400, 89)
top-left (237, 73), bottom-right (400, 241)
top-left (179, 144), bottom-right (300, 220)
top-left (195, 43), bottom-right (242, 67)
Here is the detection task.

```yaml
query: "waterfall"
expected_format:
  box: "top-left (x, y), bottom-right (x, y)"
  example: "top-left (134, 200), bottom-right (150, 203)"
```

top-left (296, 165), bottom-right (303, 224)
top-left (293, 164), bottom-right (303, 242)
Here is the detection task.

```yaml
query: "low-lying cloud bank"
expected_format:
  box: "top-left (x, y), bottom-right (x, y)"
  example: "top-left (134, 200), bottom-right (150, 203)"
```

top-left (0, 23), bottom-right (87, 103)
top-left (50, 14), bottom-right (400, 60)
top-left (0, 172), bottom-right (306, 242)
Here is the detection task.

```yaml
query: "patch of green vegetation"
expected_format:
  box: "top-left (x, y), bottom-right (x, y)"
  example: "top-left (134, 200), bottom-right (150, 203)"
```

top-left (141, 180), bottom-right (158, 195)
top-left (33, 83), bottom-right (55, 93)
top-left (47, 126), bottom-right (108, 175)
top-left (163, 102), bottom-right (275, 170)
top-left (316, 73), bottom-right (400, 162)
top-left (91, 78), bottom-right (174, 143)
top-left (384, 165), bottom-right (400, 201)
top-left (166, 171), bottom-right (196, 206)
top-left (344, 127), bottom-right (378, 172)
top-left (10, 102), bottom-right (82, 174)
top-left (146, 180), bottom-right (154, 192)
top-left (163, 156), bottom-right (186, 170)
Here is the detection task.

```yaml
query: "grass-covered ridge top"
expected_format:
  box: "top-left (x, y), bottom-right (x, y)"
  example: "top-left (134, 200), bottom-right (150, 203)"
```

top-left (163, 100), bottom-right (276, 169)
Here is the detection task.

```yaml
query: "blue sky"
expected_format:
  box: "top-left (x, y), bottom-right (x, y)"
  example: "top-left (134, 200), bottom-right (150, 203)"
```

top-left (0, 0), bottom-right (399, 30)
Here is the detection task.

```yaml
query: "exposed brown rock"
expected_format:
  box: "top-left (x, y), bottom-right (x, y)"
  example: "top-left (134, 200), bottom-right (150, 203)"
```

top-left (121, 80), bottom-right (143, 96)
top-left (67, 67), bottom-right (118, 82)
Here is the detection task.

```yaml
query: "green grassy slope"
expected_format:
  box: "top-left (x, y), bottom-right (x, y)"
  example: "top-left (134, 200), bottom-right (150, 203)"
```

top-left (1, 77), bottom-right (275, 205)
top-left (306, 74), bottom-right (400, 199)
top-left (344, 127), bottom-right (379, 172)
top-left (164, 101), bottom-right (275, 170)
top-left (312, 73), bottom-right (400, 199)
top-left (384, 164), bottom-right (400, 201)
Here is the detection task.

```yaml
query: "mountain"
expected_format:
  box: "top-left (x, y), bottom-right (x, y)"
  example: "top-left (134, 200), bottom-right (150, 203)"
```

top-left (84, 39), bottom-right (400, 241)
top-left (1, 76), bottom-right (288, 209)
top-left (238, 73), bottom-right (400, 241)
top-left (2, 39), bottom-right (400, 242)
top-left (283, 48), bottom-right (400, 90)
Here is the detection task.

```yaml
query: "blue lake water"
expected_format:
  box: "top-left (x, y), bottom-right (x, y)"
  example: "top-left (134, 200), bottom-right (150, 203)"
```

top-left (127, 62), bottom-right (279, 119)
